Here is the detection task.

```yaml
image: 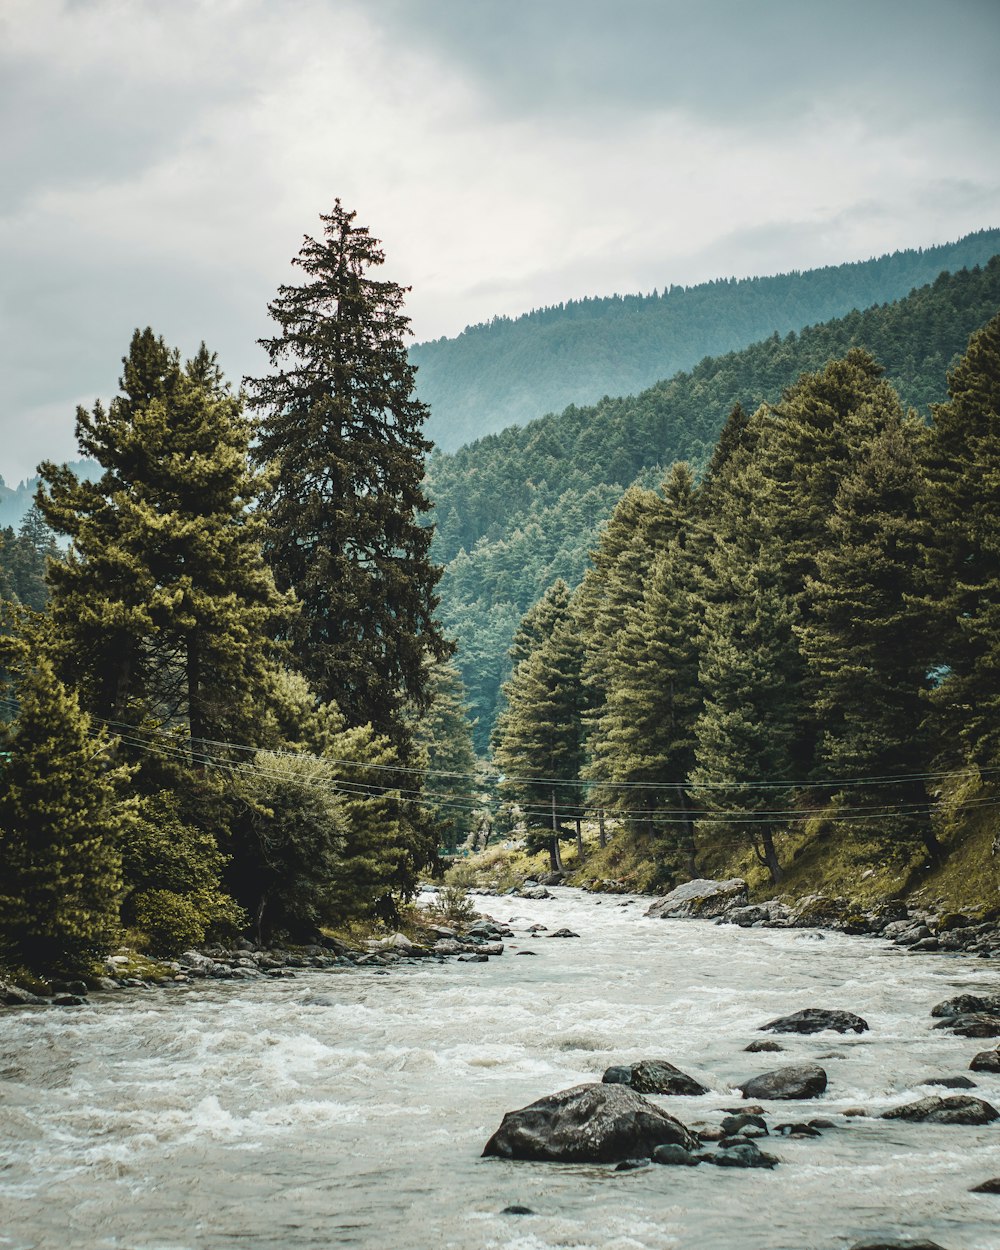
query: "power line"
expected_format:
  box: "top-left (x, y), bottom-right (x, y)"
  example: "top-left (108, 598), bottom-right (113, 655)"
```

top-left (3, 693), bottom-right (993, 798)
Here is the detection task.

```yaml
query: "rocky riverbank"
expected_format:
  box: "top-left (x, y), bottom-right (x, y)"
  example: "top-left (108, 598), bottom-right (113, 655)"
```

top-left (0, 911), bottom-right (513, 1009)
top-left (641, 875), bottom-right (1000, 958)
top-left (478, 871), bottom-right (1000, 959)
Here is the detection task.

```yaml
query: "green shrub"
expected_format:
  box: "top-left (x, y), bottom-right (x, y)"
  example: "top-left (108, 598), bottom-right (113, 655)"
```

top-left (130, 890), bottom-right (205, 954)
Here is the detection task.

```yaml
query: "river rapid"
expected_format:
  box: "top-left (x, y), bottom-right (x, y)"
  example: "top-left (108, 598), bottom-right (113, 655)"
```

top-left (1, 888), bottom-right (998, 1250)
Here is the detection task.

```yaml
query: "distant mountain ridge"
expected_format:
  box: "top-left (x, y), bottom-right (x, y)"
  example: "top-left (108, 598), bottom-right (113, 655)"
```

top-left (411, 228), bottom-right (1000, 451)
top-left (0, 461), bottom-right (100, 530)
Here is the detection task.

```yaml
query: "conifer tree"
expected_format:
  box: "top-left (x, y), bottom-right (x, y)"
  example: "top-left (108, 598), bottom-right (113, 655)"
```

top-left (246, 202), bottom-right (449, 746)
top-left (922, 313), bottom-right (1000, 767)
top-left (583, 464), bottom-right (703, 877)
top-left (691, 511), bottom-right (800, 884)
top-left (493, 590), bottom-right (588, 871)
top-left (755, 349), bottom-right (905, 608)
top-left (584, 543), bottom-right (703, 878)
top-left (409, 657), bottom-right (479, 853)
top-left (509, 579), bottom-right (574, 669)
top-left (574, 485), bottom-right (664, 703)
top-left (0, 654), bottom-right (124, 976)
top-left (7, 507), bottom-right (58, 611)
top-left (798, 413), bottom-right (942, 860)
top-left (38, 331), bottom-right (290, 751)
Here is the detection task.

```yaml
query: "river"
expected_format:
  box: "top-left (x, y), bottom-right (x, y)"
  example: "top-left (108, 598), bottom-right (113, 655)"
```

top-left (0, 888), bottom-right (998, 1250)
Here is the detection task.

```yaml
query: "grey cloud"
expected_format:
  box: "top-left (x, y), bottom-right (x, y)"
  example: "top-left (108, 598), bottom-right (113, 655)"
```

top-left (382, 0), bottom-right (1000, 128)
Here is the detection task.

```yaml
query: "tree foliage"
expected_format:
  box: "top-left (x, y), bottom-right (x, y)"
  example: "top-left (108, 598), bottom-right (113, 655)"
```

top-left (247, 202), bottom-right (449, 747)
top-left (0, 655), bottom-right (125, 976)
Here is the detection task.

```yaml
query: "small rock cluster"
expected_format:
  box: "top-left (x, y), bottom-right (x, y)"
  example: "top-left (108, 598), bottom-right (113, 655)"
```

top-left (482, 999), bottom-right (1000, 1220)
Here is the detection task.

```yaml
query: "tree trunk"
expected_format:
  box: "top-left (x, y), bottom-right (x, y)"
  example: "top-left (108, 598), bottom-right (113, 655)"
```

top-left (757, 827), bottom-right (783, 884)
top-left (598, 809), bottom-right (607, 849)
top-left (675, 786), bottom-right (699, 879)
top-left (920, 825), bottom-right (946, 865)
top-left (187, 631), bottom-right (206, 764)
top-left (102, 635), bottom-right (133, 725)
top-left (551, 833), bottom-right (565, 873)
top-left (550, 791), bottom-right (564, 873)
top-left (575, 817), bottom-right (584, 859)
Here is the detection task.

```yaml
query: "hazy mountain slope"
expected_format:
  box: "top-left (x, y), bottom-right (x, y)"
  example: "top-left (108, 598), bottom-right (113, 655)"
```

top-left (0, 461), bottom-right (101, 530)
top-left (411, 229), bottom-right (1000, 452)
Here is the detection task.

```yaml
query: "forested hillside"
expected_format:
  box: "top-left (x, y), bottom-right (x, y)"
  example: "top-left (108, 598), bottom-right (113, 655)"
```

top-left (491, 317), bottom-right (1000, 910)
top-left (412, 229), bottom-right (1000, 450)
top-left (429, 260), bottom-right (1000, 749)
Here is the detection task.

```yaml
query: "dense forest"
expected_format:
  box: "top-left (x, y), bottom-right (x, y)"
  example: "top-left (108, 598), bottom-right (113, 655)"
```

top-left (492, 317), bottom-right (1000, 904)
top-left (411, 229), bottom-right (1000, 450)
top-left (0, 205), bottom-right (477, 981)
top-left (430, 259), bottom-right (1000, 749)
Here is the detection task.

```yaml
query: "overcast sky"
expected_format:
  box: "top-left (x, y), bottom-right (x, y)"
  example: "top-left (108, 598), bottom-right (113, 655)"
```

top-left (1, 0), bottom-right (998, 482)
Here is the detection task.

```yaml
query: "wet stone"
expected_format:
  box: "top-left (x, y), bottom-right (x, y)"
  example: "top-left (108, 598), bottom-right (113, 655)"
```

top-left (848, 1241), bottom-right (948, 1250)
top-left (759, 1008), bottom-right (869, 1035)
top-left (738, 1064), bottom-right (828, 1101)
top-left (970, 1048), bottom-right (1000, 1073)
top-left (482, 1082), bottom-right (699, 1163)
top-left (651, 1144), bottom-right (699, 1166)
top-left (880, 1095), bottom-right (999, 1125)
top-left (933, 1013), bottom-right (1000, 1038)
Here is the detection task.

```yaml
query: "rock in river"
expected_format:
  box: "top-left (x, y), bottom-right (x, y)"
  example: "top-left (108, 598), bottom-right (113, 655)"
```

top-left (880, 1095), bottom-right (999, 1125)
top-left (738, 1064), bottom-right (828, 1101)
top-left (931, 993), bottom-right (1000, 1018)
top-left (970, 1048), bottom-right (1000, 1073)
top-left (932, 1013), bottom-right (1000, 1039)
top-left (482, 1082), bottom-right (699, 1163)
top-left (848, 1241), bottom-right (948, 1250)
top-left (602, 1059), bottom-right (708, 1096)
top-left (645, 878), bottom-right (748, 920)
top-left (760, 1008), bottom-right (869, 1035)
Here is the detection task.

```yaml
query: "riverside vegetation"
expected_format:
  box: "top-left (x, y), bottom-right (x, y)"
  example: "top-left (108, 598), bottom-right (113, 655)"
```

top-left (1, 212), bottom-right (999, 998)
top-left (0, 203), bottom-right (472, 992)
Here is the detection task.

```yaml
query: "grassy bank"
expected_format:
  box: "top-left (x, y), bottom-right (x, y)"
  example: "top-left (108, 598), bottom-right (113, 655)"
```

top-left (446, 779), bottom-right (1000, 918)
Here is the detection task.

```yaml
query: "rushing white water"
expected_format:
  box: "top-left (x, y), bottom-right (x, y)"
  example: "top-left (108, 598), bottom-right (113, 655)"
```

top-left (1, 888), bottom-right (998, 1250)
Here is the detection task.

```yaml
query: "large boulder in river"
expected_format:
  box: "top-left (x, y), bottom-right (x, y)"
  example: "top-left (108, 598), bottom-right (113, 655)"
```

top-left (760, 1008), bottom-right (869, 1035)
top-left (738, 1064), bottom-right (828, 1100)
top-left (645, 878), bottom-right (748, 920)
top-left (602, 1059), bottom-right (708, 1096)
top-left (881, 1095), bottom-right (999, 1125)
top-left (482, 1082), bottom-right (699, 1163)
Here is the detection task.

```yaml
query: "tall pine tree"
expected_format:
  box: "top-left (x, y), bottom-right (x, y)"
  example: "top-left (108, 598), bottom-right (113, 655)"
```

top-left (38, 331), bottom-right (289, 751)
top-left (493, 588), bottom-right (588, 871)
top-left (246, 202), bottom-right (449, 747)
top-left (798, 413), bottom-right (942, 861)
